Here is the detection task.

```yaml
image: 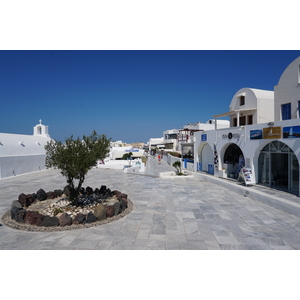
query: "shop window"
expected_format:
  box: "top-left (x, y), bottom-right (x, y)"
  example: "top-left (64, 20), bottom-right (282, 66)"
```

top-left (281, 103), bottom-right (291, 120)
top-left (259, 141), bottom-right (299, 194)
top-left (261, 144), bottom-right (269, 151)
top-left (248, 115), bottom-right (253, 125)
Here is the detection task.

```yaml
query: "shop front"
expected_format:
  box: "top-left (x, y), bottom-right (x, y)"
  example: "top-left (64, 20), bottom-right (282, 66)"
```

top-left (222, 143), bottom-right (244, 179)
top-left (258, 141), bottom-right (299, 194)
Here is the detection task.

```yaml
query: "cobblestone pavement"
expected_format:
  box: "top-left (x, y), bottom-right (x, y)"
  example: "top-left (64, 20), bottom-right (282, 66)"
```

top-left (1, 156), bottom-right (300, 250)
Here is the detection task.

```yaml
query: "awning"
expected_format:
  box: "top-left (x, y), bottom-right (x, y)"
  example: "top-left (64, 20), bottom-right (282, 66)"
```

top-left (212, 108), bottom-right (257, 118)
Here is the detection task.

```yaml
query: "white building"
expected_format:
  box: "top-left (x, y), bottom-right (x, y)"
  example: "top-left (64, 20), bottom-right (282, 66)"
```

top-left (158, 120), bottom-right (230, 160)
top-left (109, 146), bottom-right (145, 160)
top-left (148, 137), bottom-right (164, 151)
top-left (194, 57), bottom-right (300, 196)
top-left (0, 120), bottom-right (51, 179)
top-left (177, 120), bottom-right (230, 156)
top-left (110, 140), bottom-right (125, 147)
top-left (163, 129), bottom-right (179, 152)
top-left (274, 57), bottom-right (300, 121)
top-left (213, 88), bottom-right (274, 127)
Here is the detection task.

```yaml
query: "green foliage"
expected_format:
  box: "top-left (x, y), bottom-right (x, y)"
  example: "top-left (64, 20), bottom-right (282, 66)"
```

top-left (53, 208), bottom-right (63, 216)
top-left (172, 161), bottom-right (183, 175)
top-left (122, 152), bottom-right (133, 160)
top-left (45, 130), bottom-right (111, 205)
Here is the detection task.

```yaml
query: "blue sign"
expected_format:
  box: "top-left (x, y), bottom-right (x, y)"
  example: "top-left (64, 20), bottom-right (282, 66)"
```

top-left (250, 130), bottom-right (262, 140)
top-left (201, 134), bottom-right (207, 141)
top-left (125, 149), bottom-right (140, 152)
top-left (283, 126), bottom-right (300, 138)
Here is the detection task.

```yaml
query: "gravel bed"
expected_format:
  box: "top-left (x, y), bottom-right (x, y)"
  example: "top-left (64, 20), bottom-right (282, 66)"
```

top-left (1, 199), bottom-right (133, 232)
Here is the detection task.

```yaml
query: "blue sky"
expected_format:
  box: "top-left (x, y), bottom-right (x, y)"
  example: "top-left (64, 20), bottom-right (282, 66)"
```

top-left (1, 50), bottom-right (300, 143)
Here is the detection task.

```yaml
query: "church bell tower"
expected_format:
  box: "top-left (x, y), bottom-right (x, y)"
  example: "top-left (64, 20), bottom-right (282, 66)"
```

top-left (33, 119), bottom-right (50, 138)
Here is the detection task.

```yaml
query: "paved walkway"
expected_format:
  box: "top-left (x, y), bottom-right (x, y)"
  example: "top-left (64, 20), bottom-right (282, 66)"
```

top-left (1, 156), bottom-right (300, 250)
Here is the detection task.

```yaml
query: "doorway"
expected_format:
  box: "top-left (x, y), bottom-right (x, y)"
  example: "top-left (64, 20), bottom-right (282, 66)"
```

top-left (258, 141), bottom-right (299, 194)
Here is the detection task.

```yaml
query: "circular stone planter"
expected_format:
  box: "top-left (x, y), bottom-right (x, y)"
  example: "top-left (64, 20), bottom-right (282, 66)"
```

top-left (1, 186), bottom-right (133, 232)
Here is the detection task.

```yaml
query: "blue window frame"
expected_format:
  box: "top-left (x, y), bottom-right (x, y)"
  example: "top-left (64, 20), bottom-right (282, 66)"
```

top-left (281, 103), bottom-right (291, 120)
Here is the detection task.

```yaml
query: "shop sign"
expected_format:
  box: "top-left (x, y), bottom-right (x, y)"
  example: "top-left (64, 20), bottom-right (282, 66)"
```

top-left (283, 125), bottom-right (300, 138)
top-left (222, 132), bottom-right (240, 140)
top-left (239, 167), bottom-right (255, 186)
top-left (262, 127), bottom-right (281, 139)
top-left (201, 134), bottom-right (207, 141)
top-left (250, 129), bottom-right (262, 140)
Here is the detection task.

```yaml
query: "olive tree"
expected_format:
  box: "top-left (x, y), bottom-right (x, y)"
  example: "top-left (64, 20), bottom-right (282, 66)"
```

top-left (122, 151), bottom-right (133, 160)
top-left (172, 161), bottom-right (182, 175)
top-left (45, 130), bottom-right (111, 205)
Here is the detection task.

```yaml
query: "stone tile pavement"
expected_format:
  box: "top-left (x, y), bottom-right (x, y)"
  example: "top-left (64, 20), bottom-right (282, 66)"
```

top-left (1, 155), bottom-right (300, 250)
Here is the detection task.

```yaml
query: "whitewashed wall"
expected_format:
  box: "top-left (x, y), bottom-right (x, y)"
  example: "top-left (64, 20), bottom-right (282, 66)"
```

top-left (274, 56), bottom-right (300, 121)
top-left (0, 131), bottom-right (51, 179)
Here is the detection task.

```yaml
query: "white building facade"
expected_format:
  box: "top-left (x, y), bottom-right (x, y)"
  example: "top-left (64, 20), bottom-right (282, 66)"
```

top-left (163, 129), bottom-right (179, 152)
top-left (194, 57), bottom-right (300, 196)
top-left (148, 137), bottom-right (165, 152)
top-left (0, 121), bottom-right (51, 179)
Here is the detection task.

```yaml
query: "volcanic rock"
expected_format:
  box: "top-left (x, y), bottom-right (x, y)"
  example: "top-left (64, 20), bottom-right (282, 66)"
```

top-left (106, 205), bottom-right (115, 218)
top-left (63, 186), bottom-right (71, 197)
top-left (73, 213), bottom-right (86, 224)
top-left (85, 212), bottom-right (97, 223)
top-left (43, 216), bottom-right (59, 227)
top-left (11, 200), bottom-right (23, 209)
top-left (112, 190), bottom-right (122, 198)
top-left (99, 185), bottom-right (107, 194)
top-left (58, 212), bottom-right (72, 227)
top-left (46, 191), bottom-right (57, 199)
top-left (85, 186), bottom-right (93, 195)
top-left (54, 189), bottom-right (63, 197)
top-left (36, 189), bottom-right (47, 201)
top-left (94, 204), bottom-right (106, 221)
top-left (120, 199), bottom-right (127, 211)
top-left (11, 208), bottom-right (27, 223)
top-left (10, 207), bottom-right (19, 220)
top-left (24, 211), bottom-right (44, 226)
top-left (18, 193), bottom-right (34, 207)
top-left (113, 202), bottom-right (121, 216)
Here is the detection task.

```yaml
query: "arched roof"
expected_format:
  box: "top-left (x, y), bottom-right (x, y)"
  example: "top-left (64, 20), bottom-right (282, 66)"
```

top-left (233, 88), bottom-right (274, 102)
top-left (213, 87), bottom-right (274, 118)
top-left (247, 88), bottom-right (274, 99)
top-left (277, 56), bottom-right (300, 87)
